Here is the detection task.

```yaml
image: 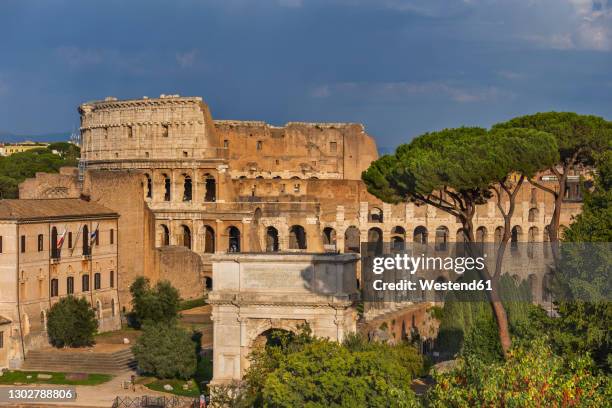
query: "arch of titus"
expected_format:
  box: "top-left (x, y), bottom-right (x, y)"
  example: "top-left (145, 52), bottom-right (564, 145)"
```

top-left (208, 253), bottom-right (359, 384)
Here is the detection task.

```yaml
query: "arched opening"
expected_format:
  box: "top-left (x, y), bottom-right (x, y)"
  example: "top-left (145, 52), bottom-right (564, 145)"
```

top-left (204, 226), bottom-right (215, 253)
top-left (163, 174), bottom-right (171, 201)
top-left (228, 226), bottom-right (241, 252)
top-left (265, 227), bottom-right (279, 252)
top-left (51, 227), bottom-right (59, 259)
top-left (145, 174), bottom-right (152, 199)
top-left (82, 225), bottom-right (90, 256)
top-left (476, 226), bottom-right (487, 243)
top-left (368, 207), bottom-right (383, 223)
top-left (289, 225), bottom-right (307, 250)
top-left (435, 226), bottom-right (449, 251)
top-left (528, 226), bottom-right (538, 258)
top-left (159, 224), bottom-right (170, 246)
top-left (511, 225), bottom-right (522, 253)
top-left (476, 226), bottom-right (487, 253)
top-left (390, 226), bottom-right (405, 251)
top-left (367, 227), bottom-right (383, 255)
top-left (413, 226), bottom-right (428, 245)
top-left (205, 277), bottom-right (213, 291)
top-left (204, 174), bottom-right (216, 202)
top-left (182, 225), bottom-right (192, 249)
top-left (344, 226), bottom-right (360, 253)
top-left (494, 226), bottom-right (504, 244)
top-left (183, 175), bottom-right (192, 202)
top-left (528, 207), bottom-right (538, 222)
top-left (322, 227), bottom-right (336, 247)
top-left (543, 225), bottom-right (551, 258)
top-left (252, 328), bottom-right (295, 350)
top-left (456, 228), bottom-right (467, 256)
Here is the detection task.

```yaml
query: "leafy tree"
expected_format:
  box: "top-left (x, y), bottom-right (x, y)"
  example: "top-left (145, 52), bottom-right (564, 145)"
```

top-left (47, 141), bottom-right (80, 163)
top-left (0, 144), bottom-right (80, 198)
top-left (427, 339), bottom-right (611, 407)
top-left (131, 321), bottom-right (197, 379)
top-left (362, 127), bottom-right (556, 356)
top-left (493, 112), bottom-right (612, 259)
top-left (544, 151), bottom-right (612, 372)
top-left (46, 296), bottom-right (98, 347)
top-left (129, 277), bottom-right (180, 327)
top-left (224, 328), bottom-right (423, 407)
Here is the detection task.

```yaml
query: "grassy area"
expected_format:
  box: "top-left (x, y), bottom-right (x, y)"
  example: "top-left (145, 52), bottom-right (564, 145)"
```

top-left (144, 378), bottom-right (200, 397)
top-left (178, 297), bottom-right (208, 311)
top-left (0, 370), bottom-right (112, 386)
top-left (142, 354), bottom-right (213, 397)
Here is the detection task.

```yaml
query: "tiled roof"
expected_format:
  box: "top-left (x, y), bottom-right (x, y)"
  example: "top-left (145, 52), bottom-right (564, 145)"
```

top-left (0, 199), bottom-right (117, 221)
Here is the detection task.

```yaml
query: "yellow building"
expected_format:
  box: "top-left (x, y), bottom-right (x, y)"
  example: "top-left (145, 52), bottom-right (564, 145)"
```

top-left (0, 198), bottom-right (120, 369)
top-left (0, 141), bottom-right (49, 156)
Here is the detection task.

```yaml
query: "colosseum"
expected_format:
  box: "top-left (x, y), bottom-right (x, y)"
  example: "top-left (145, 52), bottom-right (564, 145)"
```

top-left (20, 94), bottom-right (583, 309)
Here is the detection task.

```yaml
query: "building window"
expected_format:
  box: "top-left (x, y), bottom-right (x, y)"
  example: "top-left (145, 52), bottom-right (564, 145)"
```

top-left (67, 277), bottom-right (74, 295)
top-left (51, 227), bottom-right (60, 259)
top-left (83, 225), bottom-right (90, 256)
top-left (127, 126), bottom-right (133, 138)
top-left (293, 184), bottom-right (300, 193)
top-left (20, 235), bottom-right (26, 253)
top-left (0, 235), bottom-right (3, 253)
top-left (110, 271), bottom-right (114, 288)
top-left (183, 151), bottom-right (188, 157)
top-left (145, 174), bottom-right (152, 198)
top-left (330, 141), bottom-right (337, 153)
top-left (50, 279), bottom-right (58, 297)
top-left (183, 175), bottom-right (192, 201)
top-left (115, 152), bottom-right (119, 158)
top-left (110, 229), bottom-right (114, 245)
top-left (223, 139), bottom-right (229, 148)
top-left (82, 274), bottom-right (90, 292)
top-left (145, 152), bottom-right (149, 158)
top-left (0, 331), bottom-right (3, 348)
top-left (68, 232), bottom-right (73, 249)
top-left (94, 273), bottom-right (101, 290)
top-left (163, 174), bottom-right (171, 201)
top-left (256, 141), bottom-right (263, 150)
top-left (162, 124), bottom-right (169, 137)
top-left (38, 234), bottom-right (44, 252)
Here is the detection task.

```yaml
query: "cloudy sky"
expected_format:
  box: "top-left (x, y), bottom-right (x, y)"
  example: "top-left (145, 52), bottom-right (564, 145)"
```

top-left (0, 0), bottom-right (611, 148)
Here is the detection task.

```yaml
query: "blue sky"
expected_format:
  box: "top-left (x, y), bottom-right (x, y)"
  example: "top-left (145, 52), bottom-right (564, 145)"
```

top-left (0, 0), bottom-right (611, 148)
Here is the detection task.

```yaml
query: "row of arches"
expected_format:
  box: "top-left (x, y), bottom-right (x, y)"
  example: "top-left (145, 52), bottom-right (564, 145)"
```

top-left (143, 173), bottom-right (216, 202)
top-left (157, 222), bottom-right (559, 255)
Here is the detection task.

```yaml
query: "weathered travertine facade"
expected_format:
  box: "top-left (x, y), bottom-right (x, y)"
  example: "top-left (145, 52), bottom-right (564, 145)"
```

top-left (209, 253), bottom-right (359, 384)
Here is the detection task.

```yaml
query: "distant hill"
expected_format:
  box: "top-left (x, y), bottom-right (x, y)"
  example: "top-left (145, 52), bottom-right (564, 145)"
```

top-left (0, 131), bottom-right (72, 143)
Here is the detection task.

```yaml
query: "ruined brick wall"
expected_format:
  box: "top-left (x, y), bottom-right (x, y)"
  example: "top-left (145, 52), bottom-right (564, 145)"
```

top-left (155, 246), bottom-right (203, 300)
top-left (214, 121), bottom-right (377, 180)
top-left (18, 167), bottom-right (81, 199)
top-left (82, 170), bottom-right (157, 306)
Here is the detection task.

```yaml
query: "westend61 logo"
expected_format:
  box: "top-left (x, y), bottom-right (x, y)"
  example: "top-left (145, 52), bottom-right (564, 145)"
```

top-left (370, 253), bottom-right (492, 292)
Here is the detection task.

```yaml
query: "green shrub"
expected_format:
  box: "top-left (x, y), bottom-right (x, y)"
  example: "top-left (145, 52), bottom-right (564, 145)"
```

top-left (129, 277), bottom-right (180, 327)
top-left (132, 322), bottom-right (197, 379)
top-left (46, 296), bottom-right (98, 348)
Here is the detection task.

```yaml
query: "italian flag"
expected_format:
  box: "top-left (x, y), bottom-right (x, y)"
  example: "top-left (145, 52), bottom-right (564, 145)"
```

top-left (56, 226), bottom-right (67, 249)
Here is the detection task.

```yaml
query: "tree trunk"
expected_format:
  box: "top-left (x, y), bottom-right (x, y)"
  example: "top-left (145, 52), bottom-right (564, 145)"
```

top-left (491, 297), bottom-right (512, 357)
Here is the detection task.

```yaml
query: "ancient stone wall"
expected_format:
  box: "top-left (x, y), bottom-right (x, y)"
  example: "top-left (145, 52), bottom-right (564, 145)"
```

top-left (214, 121), bottom-right (377, 180)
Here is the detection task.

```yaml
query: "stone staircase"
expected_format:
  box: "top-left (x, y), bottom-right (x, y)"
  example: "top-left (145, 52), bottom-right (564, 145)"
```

top-left (21, 347), bottom-right (136, 374)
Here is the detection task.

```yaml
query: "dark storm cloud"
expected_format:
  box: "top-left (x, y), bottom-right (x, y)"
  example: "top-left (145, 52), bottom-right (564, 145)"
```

top-left (0, 0), bottom-right (610, 147)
